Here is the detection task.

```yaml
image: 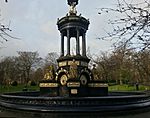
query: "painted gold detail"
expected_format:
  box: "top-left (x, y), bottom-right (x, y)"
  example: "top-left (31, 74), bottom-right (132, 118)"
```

top-left (40, 83), bottom-right (58, 87)
top-left (67, 82), bottom-right (80, 87)
top-left (68, 61), bottom-right (79, 66)
top-left (60, 74), bottom-right (68, 85)
top-left (71, 89), bottom-right (78, 94)
top-left (59, 61), bottom-right (67, 67)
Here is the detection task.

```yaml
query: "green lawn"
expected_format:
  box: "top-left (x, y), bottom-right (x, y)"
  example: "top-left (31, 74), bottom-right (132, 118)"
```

top-left (0, 84), bottom-right (150, 94)
top-left (0, 85), bottom-right (39, 94)
top-left (109, 84), bottom-right (150, 91)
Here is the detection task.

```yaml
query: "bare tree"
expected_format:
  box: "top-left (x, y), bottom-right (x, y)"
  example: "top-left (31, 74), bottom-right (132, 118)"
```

top-left (99, 0), bottom-right (150, 50)
top-left (0, 0), bottom-right (8, 42)
top-left (93, 44), bottom-right (135, 84)
top-left (0, 18), bottom-right (12, 43)
top-left (16, 51), bottom-right (41, 85)
top-left (32, 68), bottom-right (44, 83)
top-left (132, 50), bottom-right (150, 83)
top-left (0, 0), bottom-right (19, 45)
top-left (0, 57), bottom-right (18, 85)
top-left (44, 52), bottom-right (59, 70)
top-left (0, 60), bottom-right (5, 85)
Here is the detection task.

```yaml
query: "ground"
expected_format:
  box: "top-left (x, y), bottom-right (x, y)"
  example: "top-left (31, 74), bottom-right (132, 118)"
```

top-left (0, 84), bottom-right (150, 94)
top-left (0, 85), bottom-right (39, 94)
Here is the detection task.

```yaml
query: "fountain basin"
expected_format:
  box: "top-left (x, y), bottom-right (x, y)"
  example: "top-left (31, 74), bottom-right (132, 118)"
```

top-left (1, 91), bottom-right (150, 113)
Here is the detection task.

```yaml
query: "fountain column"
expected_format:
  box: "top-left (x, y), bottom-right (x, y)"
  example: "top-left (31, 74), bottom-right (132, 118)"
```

top-left (82, 33), bottom-right (86, 56)
top-left (67, 29), bottom-right (70, 55)
top-left (76, 29), bottom-right (80, 55)
top-left (61, 33), bottom-right (64, 56)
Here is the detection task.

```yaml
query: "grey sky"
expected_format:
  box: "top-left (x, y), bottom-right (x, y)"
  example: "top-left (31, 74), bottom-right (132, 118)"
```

top-left (0, 0), bottom-right (117, 58)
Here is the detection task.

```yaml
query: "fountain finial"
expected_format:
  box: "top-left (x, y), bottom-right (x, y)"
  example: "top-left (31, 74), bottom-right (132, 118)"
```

top-left (67, 0), bottom-right (78, 6)
top-left (67, 0), bottom-right (79, 15)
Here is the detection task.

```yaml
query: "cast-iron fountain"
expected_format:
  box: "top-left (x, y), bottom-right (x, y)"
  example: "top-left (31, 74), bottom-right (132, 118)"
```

top-left (40, 0), bottom-right (108, 97)
top-left (1, 0), bottom-right (150, 114)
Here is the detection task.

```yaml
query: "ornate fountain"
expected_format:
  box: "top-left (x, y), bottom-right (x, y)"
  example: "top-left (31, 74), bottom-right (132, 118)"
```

top-left (1, 0), bottom-right (150, 114)
top-left (39, 0), bottom-right (108, 97)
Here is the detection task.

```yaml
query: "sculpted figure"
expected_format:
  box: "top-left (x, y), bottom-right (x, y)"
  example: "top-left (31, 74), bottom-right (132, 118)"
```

top-left (69, 59), bottom-right (78, 79)
top-left (44, 65), bottom-right (55, 80)
top-left (69, 2), bottom-right (77, 15)
top-left (92, 64), bottom-right (99, 80)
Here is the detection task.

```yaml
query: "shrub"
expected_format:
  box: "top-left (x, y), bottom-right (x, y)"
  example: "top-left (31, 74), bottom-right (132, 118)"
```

top-left (30, 81), bottom-right (36, 86)
top-left (11, 81), bottom-right (18, 86)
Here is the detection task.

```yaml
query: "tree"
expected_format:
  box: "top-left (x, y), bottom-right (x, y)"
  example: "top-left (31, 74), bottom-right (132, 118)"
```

top-left (99, 0), bottom-right (150, 50)
top-left (93, 44), bottom-right (135, 85)
top-left (112, 44), bottom-right (134, 84)
top-left (0, 57), bottom-right (18, 85)
top-left (0, 61), bottom-right (5, 85)
top-left (32, 68), bottom-right (44, 83)
top-left (132, 50), bottom-right (150, 83)
top-left (0, 0), bottom-right (19, 45)
top-left (16, 51), bottom-right (41, 85)
top-left (0, 22), bottom-right (11, 43)
top-left (44, 52), bottom-right (59, 70)
top-left (93, 52), bottom-right (111, 82)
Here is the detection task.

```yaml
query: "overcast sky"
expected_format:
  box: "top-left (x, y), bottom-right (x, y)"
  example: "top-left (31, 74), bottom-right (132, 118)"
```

top-left (0, 0), bottom-right (120, 58)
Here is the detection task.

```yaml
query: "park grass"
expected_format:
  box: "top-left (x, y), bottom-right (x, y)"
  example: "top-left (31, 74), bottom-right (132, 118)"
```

top-left (1, 84), bottom-right (150, 94)
top-left (108, 84), bottom-right (150, 91)
top-left (0, 85), bottom-right (40, 94)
